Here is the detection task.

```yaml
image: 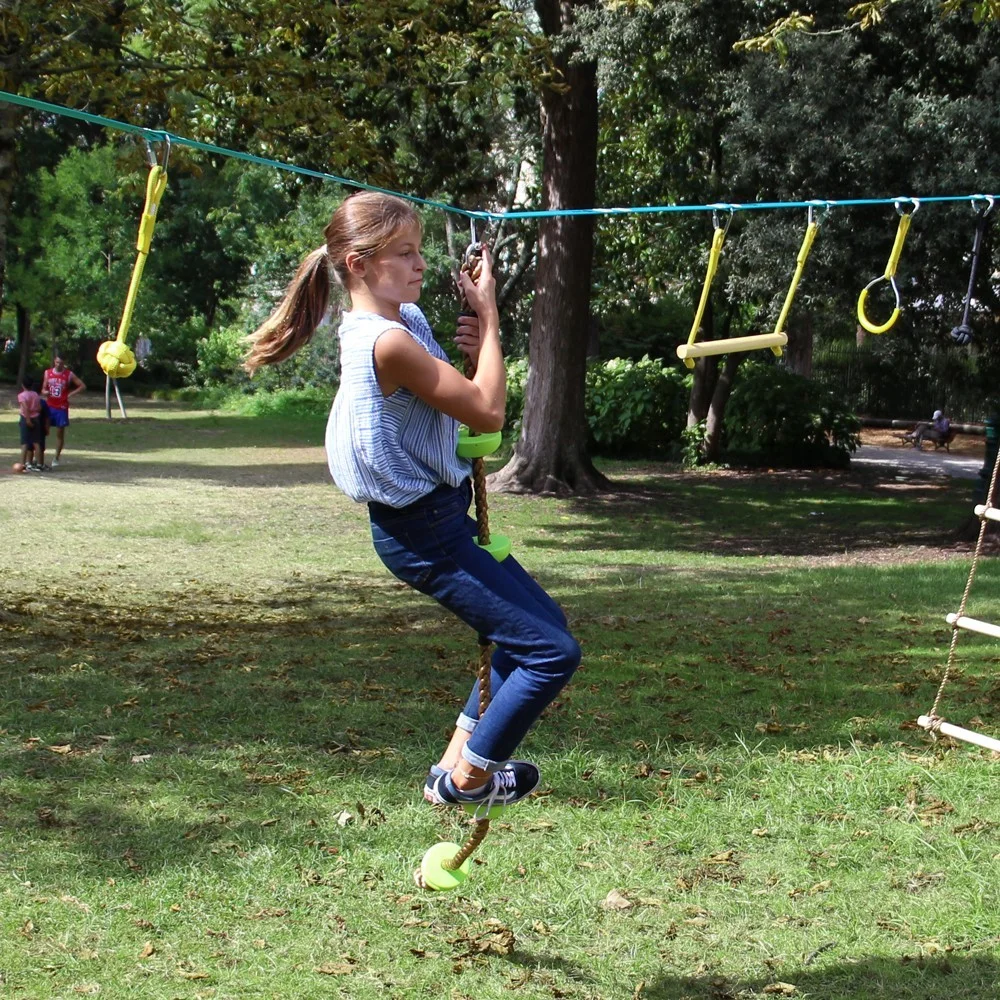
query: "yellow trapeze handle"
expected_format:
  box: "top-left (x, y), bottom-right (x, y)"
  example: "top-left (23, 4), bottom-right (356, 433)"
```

top-left (857, 207), bottom-right (914, 335)
top-left (681, 225), bottom-right (727, 370)
top-left (115, 163), bottom-right (168, 346)
top-left (676, 332), bottom-right (788, 363)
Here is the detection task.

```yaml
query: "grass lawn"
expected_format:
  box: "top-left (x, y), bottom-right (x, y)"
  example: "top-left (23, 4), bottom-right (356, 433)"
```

top-left (2, 392), bottom-right (999, 999)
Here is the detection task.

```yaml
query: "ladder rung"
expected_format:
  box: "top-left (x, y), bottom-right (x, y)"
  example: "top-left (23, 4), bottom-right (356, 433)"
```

top-left (917, 716), bottom-right (1000, 753)
top-left (974, 505), bottom-right (1000, 523)
top-left (946, 613), bottom-right (1000, 640)
top-left (676, 332), bottom-right (788, 362)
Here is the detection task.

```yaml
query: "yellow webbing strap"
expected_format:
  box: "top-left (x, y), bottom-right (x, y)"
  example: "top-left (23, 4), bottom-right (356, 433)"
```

top-left (116, 161), bottom-right (168, 345)
top-left (773, 215), bottom-right (821, 337)
top-left (681, 221), bottom-right (728, 370)
top-left (857, 200), bottom-right (918, 335)
top-left (98, 140), bottom-right (169, 379)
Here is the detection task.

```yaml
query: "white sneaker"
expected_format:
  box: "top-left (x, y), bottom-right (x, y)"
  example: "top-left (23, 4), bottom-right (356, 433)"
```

top-left (52, 458), bottom-right (60, 467)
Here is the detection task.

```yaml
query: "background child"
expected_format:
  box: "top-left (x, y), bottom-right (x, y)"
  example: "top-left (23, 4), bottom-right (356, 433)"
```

top-left (244, 192), bottom-right (580, 814)
top-left (17, 377), bottom-right (43, 471)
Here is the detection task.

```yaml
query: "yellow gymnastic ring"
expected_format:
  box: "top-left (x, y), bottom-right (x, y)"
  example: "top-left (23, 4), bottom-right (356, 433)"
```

top-left (857, 280), bottom-right (901, 335)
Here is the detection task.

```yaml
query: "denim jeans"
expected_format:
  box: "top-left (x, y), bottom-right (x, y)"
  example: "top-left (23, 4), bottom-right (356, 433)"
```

top-left (369, 482), bottom-right (580, 771)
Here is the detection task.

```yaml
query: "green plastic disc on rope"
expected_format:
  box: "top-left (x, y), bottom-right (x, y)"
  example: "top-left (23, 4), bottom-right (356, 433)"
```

top-left (420, 842), bottom-right (471, 891)
top-left (456, 427), bottom-right (503, 459)
top-left (462, 799), bottom-right (508, 822)
top-left (476, 533), bottom-right (511, 563)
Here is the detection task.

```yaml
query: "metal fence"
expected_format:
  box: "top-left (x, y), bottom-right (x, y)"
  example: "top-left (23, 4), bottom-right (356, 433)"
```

top-left (812, 340), bottom-right (991, 424)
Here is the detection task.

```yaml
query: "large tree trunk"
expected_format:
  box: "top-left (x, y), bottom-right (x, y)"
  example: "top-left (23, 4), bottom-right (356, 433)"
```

top-left (703, 353), bottom-right (742, 463)
top-left (489, 0), bottom-right (609, 496)
top-left (0, 101), bottom-right (22, 325)
top-left (15, 303), bottom-right (31, 389)
top-left (784, 311), bottom-right (814, 377)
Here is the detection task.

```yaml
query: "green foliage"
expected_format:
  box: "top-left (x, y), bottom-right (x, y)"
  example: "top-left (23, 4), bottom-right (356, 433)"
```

top-left (586, 355), bottom-right (689, 457)
top-left (226, 386), bottom-right (333, 418)
top-left (504, 355), bottom-right (530, 431)
top-left (505, 355), bottom-right (689, 458)
top-left (814, 338), bottom-right (995, 422)
top-left (594, 295), bottom-right (692, 362)
top-left (681, 418), bottom-right (707, 469)
top-left (724, 360), bottom-right (862, 468)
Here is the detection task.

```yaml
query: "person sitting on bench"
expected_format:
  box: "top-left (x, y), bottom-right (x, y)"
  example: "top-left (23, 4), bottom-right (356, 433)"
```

top-left (905, 409), bottom-right (953, 450)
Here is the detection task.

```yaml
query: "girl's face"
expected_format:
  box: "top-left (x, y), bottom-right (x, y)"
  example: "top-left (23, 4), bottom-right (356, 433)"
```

top-left (358, 223), bottom-right (426, 308)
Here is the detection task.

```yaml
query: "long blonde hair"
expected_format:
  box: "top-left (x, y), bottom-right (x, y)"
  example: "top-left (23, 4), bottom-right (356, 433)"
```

top-left (244, 191), bottom-right (421, 373)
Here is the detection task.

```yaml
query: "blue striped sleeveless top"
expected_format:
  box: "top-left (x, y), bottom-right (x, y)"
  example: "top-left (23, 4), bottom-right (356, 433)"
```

top-left (325, 303), bottom-right (472, 507)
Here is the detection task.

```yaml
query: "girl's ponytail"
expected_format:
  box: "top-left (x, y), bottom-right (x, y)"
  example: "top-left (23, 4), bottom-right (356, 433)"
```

top-left (244, 247), bottom-right (331, 374)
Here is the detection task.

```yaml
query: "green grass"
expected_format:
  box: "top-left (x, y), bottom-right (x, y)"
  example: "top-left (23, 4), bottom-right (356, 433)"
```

top-left (2, 393), bottom-right (1000, 999)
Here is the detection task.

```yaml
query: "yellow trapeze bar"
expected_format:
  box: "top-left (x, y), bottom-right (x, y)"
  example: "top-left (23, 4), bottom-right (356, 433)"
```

top-left (677, 332), bottom-right (788, 363)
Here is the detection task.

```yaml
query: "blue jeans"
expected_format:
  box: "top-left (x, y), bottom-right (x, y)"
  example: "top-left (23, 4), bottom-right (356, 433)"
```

top-left (369, 482), bottom-right (580, 771)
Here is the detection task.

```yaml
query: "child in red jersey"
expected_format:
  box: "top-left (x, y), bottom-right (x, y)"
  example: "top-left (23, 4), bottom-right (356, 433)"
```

top-left (41, 355), bottom-right (86, 466)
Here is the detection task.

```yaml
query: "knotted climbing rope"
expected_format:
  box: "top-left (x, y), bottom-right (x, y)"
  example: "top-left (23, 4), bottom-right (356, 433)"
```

top-left (415, 231), bottom-right (510, 891)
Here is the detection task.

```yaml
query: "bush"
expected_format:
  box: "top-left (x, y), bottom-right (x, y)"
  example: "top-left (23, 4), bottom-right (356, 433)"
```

top-left (724, 360), bottom-right (861, 468)
top-left (504, 355), bottom-right (689, 459)
top-left (586, 356), bottom-right (689, 457)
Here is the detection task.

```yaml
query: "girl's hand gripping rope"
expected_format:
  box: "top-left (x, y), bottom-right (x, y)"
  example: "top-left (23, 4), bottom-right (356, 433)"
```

top-left (455, 245), bottom-right (497, 377)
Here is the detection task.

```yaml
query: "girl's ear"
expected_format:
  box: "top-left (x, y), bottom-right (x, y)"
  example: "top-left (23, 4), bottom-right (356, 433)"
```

top-left (344, 251), bottom-right (367, 279)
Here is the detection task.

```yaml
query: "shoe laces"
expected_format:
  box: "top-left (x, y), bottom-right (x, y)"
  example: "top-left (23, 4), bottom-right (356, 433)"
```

top-left (469, 768), bottom-right (516, 821)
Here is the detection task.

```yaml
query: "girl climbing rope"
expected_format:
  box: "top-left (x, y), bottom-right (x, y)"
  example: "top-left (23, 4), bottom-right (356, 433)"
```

top-left (244, 191), bottom-right (580, 820)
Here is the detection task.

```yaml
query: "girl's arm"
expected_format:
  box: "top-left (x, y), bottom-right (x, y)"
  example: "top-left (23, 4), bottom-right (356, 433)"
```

top-left (374, 248), bottom-right (505, 433)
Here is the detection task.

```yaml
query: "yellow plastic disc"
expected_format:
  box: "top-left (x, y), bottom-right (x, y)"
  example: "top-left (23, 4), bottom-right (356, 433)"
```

top-left (420, 842), bottom-right (471, 891)
top-left (476, 533), bottom-right (511, 563)
top-left (457, 427), bottom-right (503, 459)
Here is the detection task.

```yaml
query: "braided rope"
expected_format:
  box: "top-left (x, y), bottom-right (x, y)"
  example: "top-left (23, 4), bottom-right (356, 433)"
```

top-left (927, 447), bottom-right (1000, 725)
top-left (443, 251), bottom-right (493, 872)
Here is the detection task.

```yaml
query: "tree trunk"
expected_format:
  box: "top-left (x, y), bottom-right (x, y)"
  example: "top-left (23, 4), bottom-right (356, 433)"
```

top-left (0, 101), bottom-right (22, 325)
top-left (489, 0), bottom-right (609, 496)
top-left (686, 301), bottom-right (733, 428)
top-left (15, 303), bottom-right (30, 389)
top-left (785, 311), bottom-right (814, 377)
top-left (703, 353), bottom-right (742, 463)
top-left (687, 354), bottom-right (719, 427)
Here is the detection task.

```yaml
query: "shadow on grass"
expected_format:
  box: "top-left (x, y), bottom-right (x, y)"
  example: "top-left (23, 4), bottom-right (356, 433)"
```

top-left (41, 455), bottom-right (330, 487)
top-left (4, 556), bottom-right (993, 787)
top-left (536, 471), bottom-right (977, 558)
top-left (637, 955), bottom-right (999, 1000)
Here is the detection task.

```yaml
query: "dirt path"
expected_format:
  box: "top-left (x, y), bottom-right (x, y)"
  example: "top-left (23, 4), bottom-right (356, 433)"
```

top-left (854, 429), bottom-right (986, 480)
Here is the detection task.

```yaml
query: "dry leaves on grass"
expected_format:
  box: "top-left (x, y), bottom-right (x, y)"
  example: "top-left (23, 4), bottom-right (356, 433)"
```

top-left (315, 961), bottom-right (356, 976)
top-left (600, 889), bottom-right (634, 911)
top-left (452, 918), bottom-right (515, 958)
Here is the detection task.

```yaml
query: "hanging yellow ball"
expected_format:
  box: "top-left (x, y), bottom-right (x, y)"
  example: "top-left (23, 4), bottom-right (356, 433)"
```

top-left (97, 340), bottom-right (137, 378)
